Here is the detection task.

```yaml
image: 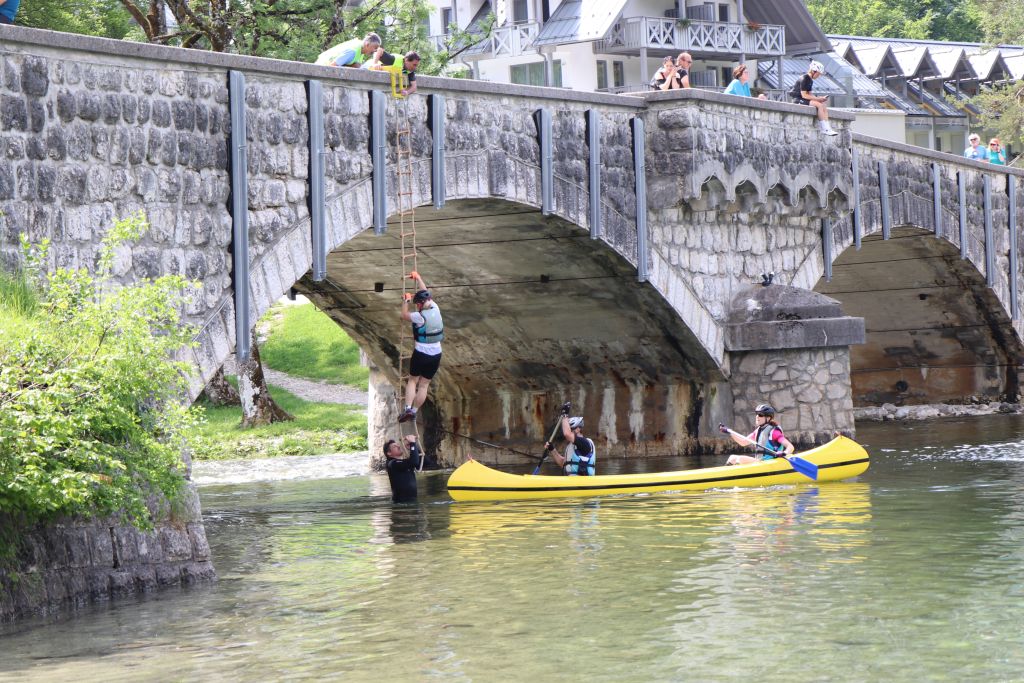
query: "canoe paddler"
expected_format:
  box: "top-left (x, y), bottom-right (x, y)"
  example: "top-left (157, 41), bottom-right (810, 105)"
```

top-left (723, 403), bottom-right (795, 465)
top-left (384, 434), bottom-right (423, 503)
top-left (544, 410), bottom-right (597, 476)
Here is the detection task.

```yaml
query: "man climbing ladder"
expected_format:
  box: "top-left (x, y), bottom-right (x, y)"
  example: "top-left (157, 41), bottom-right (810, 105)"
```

top-left (399, 271), bottom-right (442, 423)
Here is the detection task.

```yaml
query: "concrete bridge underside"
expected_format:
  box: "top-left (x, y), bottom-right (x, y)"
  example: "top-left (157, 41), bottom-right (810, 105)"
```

top-left (818, 226), bottom-right (1024, 406)
top-left (297, 199), bottom-right (724, 463)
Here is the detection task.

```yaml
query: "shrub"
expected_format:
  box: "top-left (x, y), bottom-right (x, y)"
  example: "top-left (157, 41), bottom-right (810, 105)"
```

top-left (0, 215), bottom-right (199, 530)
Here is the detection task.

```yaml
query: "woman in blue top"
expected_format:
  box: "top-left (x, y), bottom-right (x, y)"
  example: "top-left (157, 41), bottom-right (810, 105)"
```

top-left (0, 0), bottom-right (21, 24)
top-left (988, 138), bottom-right (1007, 166)
top-left (723, 64), bottom-right (767, 100)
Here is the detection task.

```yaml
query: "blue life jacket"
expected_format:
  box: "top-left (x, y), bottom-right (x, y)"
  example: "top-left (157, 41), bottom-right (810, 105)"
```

top-left (564, 438), bottom-right (596, 476)
top-left (756, 423), bottom-right (784, 460)
top-left (412, 304), bottom-right (444, 344)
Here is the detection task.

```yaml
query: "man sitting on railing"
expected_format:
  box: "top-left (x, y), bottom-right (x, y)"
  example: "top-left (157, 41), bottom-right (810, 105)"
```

top-left (789, 60), bottom-right (838, 137)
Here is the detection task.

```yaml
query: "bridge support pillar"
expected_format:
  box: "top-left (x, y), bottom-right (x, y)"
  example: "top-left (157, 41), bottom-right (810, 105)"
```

top-left (725, 285), bottom-right (865, 446)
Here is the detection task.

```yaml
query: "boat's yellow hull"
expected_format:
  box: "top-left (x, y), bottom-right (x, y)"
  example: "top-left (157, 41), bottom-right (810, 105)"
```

top-left (446, 435), bottom-right (870, 502)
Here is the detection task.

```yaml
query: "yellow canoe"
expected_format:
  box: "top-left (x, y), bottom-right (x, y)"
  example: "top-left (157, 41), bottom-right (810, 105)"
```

top-left (446, 435), bottom-right (870, 502)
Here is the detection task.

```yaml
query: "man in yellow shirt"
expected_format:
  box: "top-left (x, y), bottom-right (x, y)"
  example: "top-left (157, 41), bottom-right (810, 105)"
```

top-left (315, 33), bottom-right (382, 68)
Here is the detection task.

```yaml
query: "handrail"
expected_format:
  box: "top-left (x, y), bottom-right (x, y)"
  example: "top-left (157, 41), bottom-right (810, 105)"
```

top-left (596, 17), bottom-right (785, 56)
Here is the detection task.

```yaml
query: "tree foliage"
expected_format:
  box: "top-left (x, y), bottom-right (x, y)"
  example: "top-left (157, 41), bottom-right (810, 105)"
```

top-left (808, 0), bottom-right (982, 42)
top-left (16, 0), bottom-right (136, 39)
top-left (112, 0), bottom-right (488, 75)
top-left (0, 215), bottom-right (199, 529)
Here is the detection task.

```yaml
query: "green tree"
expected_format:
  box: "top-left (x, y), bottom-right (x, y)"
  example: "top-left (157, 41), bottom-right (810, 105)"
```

top-left (0, 215), bottom-right (199, 528)
top-left (807, 0), bottom-right (982, 42)
top-left (115, 0), bottom-right (489, 75)
top-left (17, 0), bottom-right (136, 39)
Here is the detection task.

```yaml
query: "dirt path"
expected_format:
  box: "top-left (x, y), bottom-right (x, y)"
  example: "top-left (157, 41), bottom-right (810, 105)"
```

top-left (223, 357), bottom-right (368, 406)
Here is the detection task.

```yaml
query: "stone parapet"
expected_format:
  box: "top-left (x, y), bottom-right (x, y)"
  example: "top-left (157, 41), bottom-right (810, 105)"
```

top-left (0, 484), bottom-right (214, 623)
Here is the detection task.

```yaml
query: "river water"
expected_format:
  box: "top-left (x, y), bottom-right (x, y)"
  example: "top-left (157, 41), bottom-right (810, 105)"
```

top-left (3, 416), bottom-right (1024, 682)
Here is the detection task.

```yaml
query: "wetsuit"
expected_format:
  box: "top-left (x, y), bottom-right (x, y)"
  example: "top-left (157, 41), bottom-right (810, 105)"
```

top-left (386, 443), bottom-right (423, 503)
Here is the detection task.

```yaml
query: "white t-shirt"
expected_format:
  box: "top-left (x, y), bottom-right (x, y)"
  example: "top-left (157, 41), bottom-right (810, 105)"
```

top-left (409, 310), bottom-right (442, 355)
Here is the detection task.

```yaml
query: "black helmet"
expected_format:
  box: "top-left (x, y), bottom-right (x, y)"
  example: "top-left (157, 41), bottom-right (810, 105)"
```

top-left (412, 290), bottom-right (431, 304)
top-left (755, 403), bottom-right (775, 416)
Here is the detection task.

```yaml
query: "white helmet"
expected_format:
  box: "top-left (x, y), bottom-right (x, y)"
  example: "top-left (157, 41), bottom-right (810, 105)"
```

top-left (809, 60), bottom-right (824, 74)
top-left (568, 416), bottom-right (584, 429)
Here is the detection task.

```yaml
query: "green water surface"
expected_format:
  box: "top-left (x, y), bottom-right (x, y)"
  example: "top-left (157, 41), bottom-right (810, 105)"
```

top-left (2, 416), bottom-right (1024, 682)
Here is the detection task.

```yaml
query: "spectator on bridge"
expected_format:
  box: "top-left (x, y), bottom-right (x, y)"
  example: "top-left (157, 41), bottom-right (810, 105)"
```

top-left (964, 134), bottom-right (985, 161)
top-left (724, 403), bottom-right (795, 465)
top-left (315, 33), bottom-right (382, 68)
top-left (0, 0), bottom-right (21, 25)
top-left (650, 53), bottom-right (691, 91)
top-left (544, 412), bottom-right (597, 476)
top-left (365, 50), bottom-right (422, 97)
top-left (789, 61), bottom-right (838, 136)
top-left (383, 434), bottom-right (423, 503)
top-left (988, 138), bottom-right (1007, 166)
top-left (723, 64), bottom-right (767, 100)
top-left (398, 271), bottom-right (442, 424)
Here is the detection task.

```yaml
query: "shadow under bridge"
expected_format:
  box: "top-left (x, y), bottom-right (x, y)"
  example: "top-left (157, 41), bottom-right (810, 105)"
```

top-left (297, 199), bottom-right (725, 465)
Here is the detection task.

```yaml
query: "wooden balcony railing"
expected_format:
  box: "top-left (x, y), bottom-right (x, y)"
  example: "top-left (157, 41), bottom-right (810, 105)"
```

top-left (595, 17), bottom-right (784, 57)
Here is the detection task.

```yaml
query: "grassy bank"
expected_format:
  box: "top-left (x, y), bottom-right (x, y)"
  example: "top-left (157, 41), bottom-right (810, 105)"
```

top-left (191, 384), bottom-right (367, 460)
top-left (260, 303), bottom-right (369, 389)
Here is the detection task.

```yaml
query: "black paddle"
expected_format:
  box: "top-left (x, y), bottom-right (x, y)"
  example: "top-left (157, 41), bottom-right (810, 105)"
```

top-left (719, 424), bottom-right (819, 480)
top-left (532, 403), bottom-right (571, 475)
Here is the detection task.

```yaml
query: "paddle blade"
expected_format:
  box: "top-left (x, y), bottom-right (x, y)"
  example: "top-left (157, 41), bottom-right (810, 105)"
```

top-left (787, 455), bottom-right (818, 480)
top-left (532, 455), bottom-right (547, 475)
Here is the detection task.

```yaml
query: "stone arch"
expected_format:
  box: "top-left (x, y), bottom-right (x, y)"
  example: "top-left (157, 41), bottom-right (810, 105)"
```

top-left (293, 196), bottom-right (725, 463)
top-left (812, 225), bottom-right (1024, 405)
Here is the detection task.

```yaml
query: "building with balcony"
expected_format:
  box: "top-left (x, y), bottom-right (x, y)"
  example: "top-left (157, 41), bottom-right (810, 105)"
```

top-left (429, 0), bottom-right (829, 92)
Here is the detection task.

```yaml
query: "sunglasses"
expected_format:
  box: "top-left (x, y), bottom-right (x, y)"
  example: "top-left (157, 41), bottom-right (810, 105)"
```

top-left (990, 143), bottom-right (1000, 147)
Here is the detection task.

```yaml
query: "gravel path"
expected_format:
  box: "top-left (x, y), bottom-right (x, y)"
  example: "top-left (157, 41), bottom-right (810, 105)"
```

top-left (223, 356), bottom-right (368, 406)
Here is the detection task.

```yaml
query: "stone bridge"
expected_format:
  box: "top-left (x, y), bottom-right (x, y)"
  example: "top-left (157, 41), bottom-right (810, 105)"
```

top-left (2, 25), bottom-right (1023, 465)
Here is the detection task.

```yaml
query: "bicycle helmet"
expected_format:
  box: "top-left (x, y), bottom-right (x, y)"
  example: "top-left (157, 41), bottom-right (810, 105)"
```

top-left (568, 416), bottom-right (584, 429)
top-left (754, 404), bottom-right (775, 416)
top-left (412, 290), bottom-right (432, 304)
top-left (808, 60), bottom-right (824, 74)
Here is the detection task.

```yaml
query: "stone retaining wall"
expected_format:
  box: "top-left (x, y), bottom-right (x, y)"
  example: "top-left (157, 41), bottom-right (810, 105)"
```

top-left (0, 484), bottom-right (214, 623)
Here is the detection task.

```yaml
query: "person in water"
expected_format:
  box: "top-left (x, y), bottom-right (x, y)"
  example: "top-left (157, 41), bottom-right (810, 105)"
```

top-left (383, 434), bottom-right (423, 503)
top-left (545, 410), bottom-right (597, 476)
top-left (399, 271), bottom-right (442, 423)
top-left (725, 403), bottom-right (795, 465)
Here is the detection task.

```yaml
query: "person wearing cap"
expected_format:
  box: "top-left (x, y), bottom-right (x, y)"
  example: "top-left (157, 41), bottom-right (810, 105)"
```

top-left (964, 133), bottom-right (985, 161)
top-left (725, 403), bottom-right (795, 465)
top-left (544, 410), bottom-right (597, 476)
top-left (789, 60), bottom-right (838, 136)
top-left (398, 270), bottom-right (443, 423)
top-left (383, 434), bottom-right (423, 503)
top-left (315, 32), bottom-right (382, 68)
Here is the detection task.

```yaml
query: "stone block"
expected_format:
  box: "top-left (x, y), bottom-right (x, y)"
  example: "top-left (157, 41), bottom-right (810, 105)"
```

top-left (63, 527), bottom-right (93, 568)
top-left (181, 561), bottom-right (216, 585)
top-left (160, 527), bottom-right (193, 562)
top-left (113, 527), bottom-right (140, 567)
top-left (89, 526), bottom-right (115, 567)
top-left (155, 563), bottom-right (181, 587)
top-left (187, 523), bottom-right (211, 561)
top-left (134, 566), bottom-right (158, 592)
top-left (109, 570), bottom-right (136, 597)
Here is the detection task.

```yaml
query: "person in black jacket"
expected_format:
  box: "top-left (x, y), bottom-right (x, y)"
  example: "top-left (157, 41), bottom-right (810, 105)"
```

top-left (383, 434), bottom-right (423, 503)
